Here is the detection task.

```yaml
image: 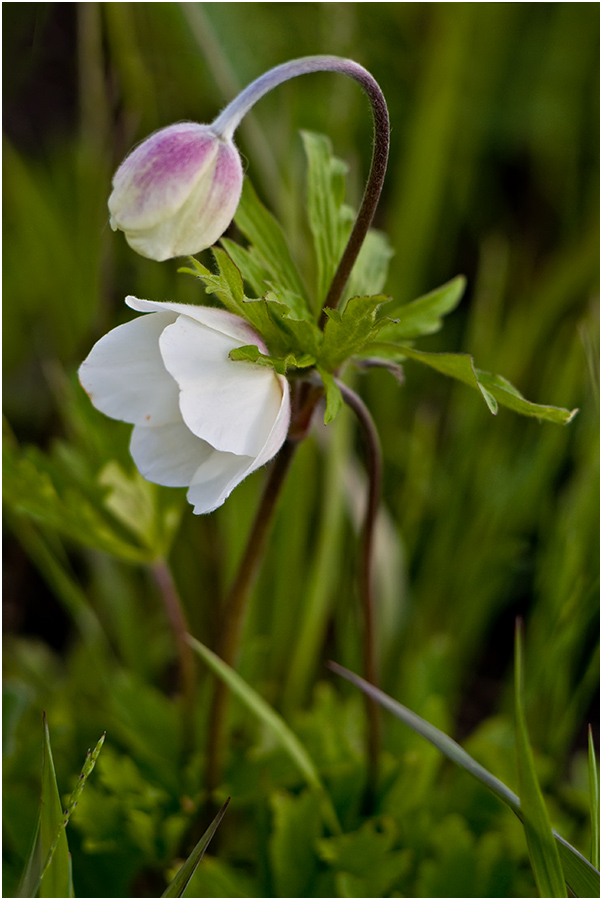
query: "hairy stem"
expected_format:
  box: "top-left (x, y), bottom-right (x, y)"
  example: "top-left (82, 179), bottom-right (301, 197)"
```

top-left (336, 379), bottom-right (383, 808)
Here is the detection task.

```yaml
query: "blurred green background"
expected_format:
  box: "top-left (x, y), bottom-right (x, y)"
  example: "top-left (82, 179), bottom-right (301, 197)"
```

top-left (3, 3), bottom-right (599, 897)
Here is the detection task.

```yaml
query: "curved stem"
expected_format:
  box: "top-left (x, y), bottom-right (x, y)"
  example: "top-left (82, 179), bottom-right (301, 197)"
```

top-left (211, 55), bottom-right (390, 318)
top-left (336, 379), bottom-right (383, 809)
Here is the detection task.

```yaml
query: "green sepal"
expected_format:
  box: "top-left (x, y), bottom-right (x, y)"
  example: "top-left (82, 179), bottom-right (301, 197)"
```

top-left (320, 294), bottom-right (390, 371)
top-left (358, 342), bottom-right (577, 424)
top-left (229, 344), bottom-right (316, 376)
top-left (380, 275), bottom-right (466, 338)
top-left (316, 366), bottom-right (344, 424)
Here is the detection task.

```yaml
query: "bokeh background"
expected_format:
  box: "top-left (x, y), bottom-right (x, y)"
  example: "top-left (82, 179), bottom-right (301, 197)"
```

top-left (3, 4), bottom-right (599, 897)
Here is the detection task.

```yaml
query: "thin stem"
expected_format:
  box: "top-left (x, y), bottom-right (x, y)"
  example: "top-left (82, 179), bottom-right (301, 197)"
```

top-left (151, 560), bottom-right (197, 755)
top-left (205, 437), bottom-right (299, 795)
top-left (336, 378), bottom-right (383, 810)
top-left (210, 55), bottom-right (389, 318)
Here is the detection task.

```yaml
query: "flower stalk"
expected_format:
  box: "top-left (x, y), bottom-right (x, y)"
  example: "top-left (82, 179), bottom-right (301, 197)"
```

top-left (211, 55), bottom-right (390, 315)
top-left (204, 57), bottom-right (389, 797)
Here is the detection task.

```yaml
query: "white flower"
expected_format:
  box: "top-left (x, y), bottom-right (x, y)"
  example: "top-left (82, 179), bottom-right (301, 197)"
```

top-left (108, 123), bottom-right (243, 261)
top-left (79, 297), bottom-right (291, 514)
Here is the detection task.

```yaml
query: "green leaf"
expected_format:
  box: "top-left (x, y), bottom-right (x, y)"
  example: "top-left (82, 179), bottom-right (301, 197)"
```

top-left (229, 344), bottom-right (315, 375)
top-left (161, 799), bottom-right (230, 898)
top-left (233, 178), bottom-right (309, 306)
top-left (320, 294), bottom-right (389, 371)
top-left (363, 343), bottom-right (577, 424)
top-left (302, 130), bottom-right (350, 310)
top-left (316, 366), bottom-right (344, 425)
top-left (39, 714), bottom-right (71, 898)
top-left (183, 249), bottom-right (323, 361)
top-left (187, 635), bottom-right (341, 835)
top-left (269, 790), bottom-right (323, 899)
top-left (588, 727), bottom-right (600, 869)
top-left (380, 275), bottom-right (466, 338)
top-left (514, 623), bottom-right (567, 897)
top-left (345, 229), bottom-right (394, 301)
top-left (20, 724), bottom-right (105, 898)
top-left (179, 249), bottom-right (246, 318)
top-left (3, 442), bottom-right (154, 564)
top-left (318, 818), bottom-right (411, 898)
top-left (329, 662), bottom-right (600, 899)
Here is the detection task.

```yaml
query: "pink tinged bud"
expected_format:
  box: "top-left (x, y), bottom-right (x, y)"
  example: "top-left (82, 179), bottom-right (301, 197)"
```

top-left (108, 123), bottom-right (243, 262)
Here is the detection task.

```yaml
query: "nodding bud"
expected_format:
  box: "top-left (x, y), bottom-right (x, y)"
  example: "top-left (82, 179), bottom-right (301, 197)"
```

top-left (108, 122), bottom-right (243, 262)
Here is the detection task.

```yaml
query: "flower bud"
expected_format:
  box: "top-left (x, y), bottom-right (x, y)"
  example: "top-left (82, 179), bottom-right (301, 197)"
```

top-left (108, 123), bottom-right (243, 261)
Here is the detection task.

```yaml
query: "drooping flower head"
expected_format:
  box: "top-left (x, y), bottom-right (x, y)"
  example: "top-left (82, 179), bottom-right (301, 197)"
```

top-left (79, 300), bottom-right (290, 513)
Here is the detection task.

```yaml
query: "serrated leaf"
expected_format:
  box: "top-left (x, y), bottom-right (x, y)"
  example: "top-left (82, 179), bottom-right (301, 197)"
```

top-left (180, 248), bottom-right (246, 319)
top-left (380, 275), bottom-right (466, 338)
top-left (329, 662), bottom-right (600, 899)
top-left (222, 237), bottom-right (313, 323)
top-left (316, 366), bottom-right (344, 424)
top-left (161, 800), bottom-right (230, 898)
top-left (187, 635), bottom-right (341, 835)
top-left (363, 343), bottom-right (577, 424)
top-left (233, 179), bottom-right (309, 306)
top-left (302, 131), bottom-right (350, 310)
top-left (182, 249), bottom-right (323, 361)
top-left (514, 624), bottom-right (567, 897)
top-left (229, 344), bottom-right (315, 375)
top-left (320, 294), bottom-right (389, 371)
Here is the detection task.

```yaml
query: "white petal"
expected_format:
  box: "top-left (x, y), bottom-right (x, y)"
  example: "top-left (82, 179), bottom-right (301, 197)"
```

top-left (187, 450), bottom-right (257, 514)
top-left (78, 312), bottom-right (180, 426)
top-left (253, 375), bottom-right (291, 468)
top-left (187, 379), bottom-right (291, 514)
top-left (126, 296), bottom-right (266, 348)
top-left (158, 315), bottom-right (284, 456)
top-left (130, 421), bottom-right (213, 487)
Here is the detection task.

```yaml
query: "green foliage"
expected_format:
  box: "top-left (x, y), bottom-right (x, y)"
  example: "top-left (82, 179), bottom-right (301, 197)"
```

top-left (3, 4), bottom-right (597, 898)
top-left (330, 662), bottom-right (600, 898)
top-left (514, 625), bottom-right (567, 897)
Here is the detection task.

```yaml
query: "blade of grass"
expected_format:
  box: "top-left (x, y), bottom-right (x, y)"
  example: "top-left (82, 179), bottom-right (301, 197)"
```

top-left (514, 621), bottom-right (566, 897)
top-left (588, 726), bottom-right (599, 869)
top-left (161, 799), bottom-right (230, 898)
top-left (329, 661), bottom-right (600, 898)
top-left (23, 714), bottom-right (71, 899)
top-left (187, 635), bottom-right (341, 834)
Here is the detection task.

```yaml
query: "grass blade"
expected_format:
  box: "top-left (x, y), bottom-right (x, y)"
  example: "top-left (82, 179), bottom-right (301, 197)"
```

top-left (329, 661), bottom-right (600, 897)
top-left (588, 726), bottom-right (599, 869)
top-left (39, 713), bottom-right (71, 898)
top-left (187, 635), bottom-right (341, 834)
top-left (161, 799), bottom-right (230, 898)
top-left (514, 622), bottom-right (566, 897)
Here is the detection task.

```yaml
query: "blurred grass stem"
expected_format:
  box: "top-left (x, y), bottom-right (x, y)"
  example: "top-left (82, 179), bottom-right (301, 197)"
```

top-left (336, 379), bottom-right (383, 809)
top-left (151, 560), bottom-right (197, 755)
